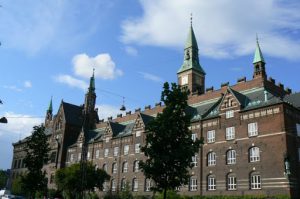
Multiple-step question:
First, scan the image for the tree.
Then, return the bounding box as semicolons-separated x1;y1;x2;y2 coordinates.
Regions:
0;169;8;189
11;176;25;196
21;124;50;198
55;162;110;199
140;82;203;199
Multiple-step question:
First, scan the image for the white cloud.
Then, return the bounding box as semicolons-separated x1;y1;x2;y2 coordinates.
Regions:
0;112;43;137
124;46;138;56
138;72;163;83
24;81;32;88
54;74;88;91
121;0;300;60
3;85;22;92
96;104;123;120
72;53;123;79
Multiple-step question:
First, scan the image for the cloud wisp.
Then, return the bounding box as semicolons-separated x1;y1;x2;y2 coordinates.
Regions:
121;0;300;60
54;74;88;91
138;72;163;83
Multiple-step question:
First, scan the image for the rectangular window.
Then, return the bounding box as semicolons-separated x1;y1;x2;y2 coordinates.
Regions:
296;124;300;136
111;180;116;192
226;110;234;119
136;130;141;137
95;149;100;159
192;155;197;167
145;179;151;192
114;147;119;157
78;153;81;161
208;152;216;166
135;143;140;153
191;133;197;141
250;147;260;162
124;145;129;155
87;152;90;160
104;149;109;157
208;177;216;190
251;175;261;189
189;178;197;191
70;154;74;162
226;127;235;140
227;176;237;190
207;130;215;143
133;179;138;192
248;122;258;137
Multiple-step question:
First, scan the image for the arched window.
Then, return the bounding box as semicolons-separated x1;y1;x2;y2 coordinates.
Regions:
133;160;139;172
250;172;261;190
132;178;138;192
249;147;260;162
102;164;107;172
227;150;236;165
145;178;152;192
207;152;216;166
227;173;237;190
207;175;216;191
121;178;126;191
112;163;117;174
122;161;128;173
111;179;116;192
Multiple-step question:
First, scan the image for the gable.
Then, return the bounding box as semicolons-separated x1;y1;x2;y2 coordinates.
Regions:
219;88;243;111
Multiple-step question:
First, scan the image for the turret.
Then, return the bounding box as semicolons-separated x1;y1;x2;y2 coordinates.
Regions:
253;36;267;79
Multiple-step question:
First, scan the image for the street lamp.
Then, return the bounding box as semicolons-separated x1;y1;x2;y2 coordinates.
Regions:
0;117;7;123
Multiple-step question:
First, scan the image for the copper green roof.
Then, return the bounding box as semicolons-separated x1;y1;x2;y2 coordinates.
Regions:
177;25;205;74
253;38;265;64
47;97;53;112
89;69;95;92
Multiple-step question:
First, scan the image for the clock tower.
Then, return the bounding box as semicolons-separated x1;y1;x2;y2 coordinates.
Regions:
177;21;206;95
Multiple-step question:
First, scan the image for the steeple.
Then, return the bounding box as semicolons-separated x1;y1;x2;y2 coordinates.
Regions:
45;97;53;127
177;17;206;95
253;36;267;79
89;68;95;92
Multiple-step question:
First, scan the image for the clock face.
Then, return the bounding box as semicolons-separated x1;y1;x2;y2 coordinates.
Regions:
181;75;188;85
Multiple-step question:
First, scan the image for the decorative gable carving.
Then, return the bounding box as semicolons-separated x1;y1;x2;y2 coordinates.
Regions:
133;113;145;131
104;122;113;137
219;88;242;111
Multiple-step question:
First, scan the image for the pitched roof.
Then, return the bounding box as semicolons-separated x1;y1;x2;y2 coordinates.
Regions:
284;92;300;109
253;38;265;64
62;102;83;126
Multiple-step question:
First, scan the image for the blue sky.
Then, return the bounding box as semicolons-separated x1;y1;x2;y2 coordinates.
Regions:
0;0;300;170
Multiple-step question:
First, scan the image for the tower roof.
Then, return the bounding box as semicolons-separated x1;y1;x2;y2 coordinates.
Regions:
253;37;265;64
177;24;206;74
47;97;53;113
89;69;95;92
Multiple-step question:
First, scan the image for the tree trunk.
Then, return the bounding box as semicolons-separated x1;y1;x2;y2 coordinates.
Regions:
163;188;167;199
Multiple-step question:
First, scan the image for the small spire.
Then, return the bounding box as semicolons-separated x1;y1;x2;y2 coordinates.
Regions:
89;68;95;92
190;13;193;26
48;96;53;113
253;35;265;64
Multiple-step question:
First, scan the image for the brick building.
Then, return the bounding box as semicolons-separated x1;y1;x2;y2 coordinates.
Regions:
10;24;300;198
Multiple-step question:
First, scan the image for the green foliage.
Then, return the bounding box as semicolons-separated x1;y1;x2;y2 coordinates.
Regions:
140;82;203;198
178;196;291;199
0;169;8;189
55;162;110;198
155;190;182;199
21;124;50;198
11;176;25;196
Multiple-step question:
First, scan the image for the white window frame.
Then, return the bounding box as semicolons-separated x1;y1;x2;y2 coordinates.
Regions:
226;110;234;119
207;130;215;143
192;155;197;167
132;178;138;192
121;178;126;191
104;149;109;157
226;127;235;140
248;122;258;137
145;179;152;192
87;152;90;160
136;130;141;137
78;153;81;161
95;149;100;159
103;181;108;192
135;143;140;153
191;133;197;141
249;147;260;162
227;176;237;190
111;179;116;192
134;160;139;172
124;145;129;155
112;163;117;174
251;174;261;190
208;152;216;166
113;147;119;157
227;150;236;165
189;178;197;191
70;154;74;162
296;123;300;136
208;176;216;191
123;162;128;173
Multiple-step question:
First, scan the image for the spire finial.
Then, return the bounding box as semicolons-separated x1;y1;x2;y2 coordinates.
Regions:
190;13;193;26
93;68;95;77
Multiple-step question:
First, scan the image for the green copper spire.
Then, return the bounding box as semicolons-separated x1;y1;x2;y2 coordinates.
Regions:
177;22;205;74
89;68;95;92
253;36;265;64
47;97;53;113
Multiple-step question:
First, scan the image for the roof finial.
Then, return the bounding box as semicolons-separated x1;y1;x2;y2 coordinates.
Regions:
92;68;95;77
190;13;193;26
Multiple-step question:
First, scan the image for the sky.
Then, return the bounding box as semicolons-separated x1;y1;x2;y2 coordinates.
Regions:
0;0;300;170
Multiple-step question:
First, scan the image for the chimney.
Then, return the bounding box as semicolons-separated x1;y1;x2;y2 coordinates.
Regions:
155;102;162;107
117;114;122;118
145;105;151;110
126;111;131;115
221;82;229;88
269;77;275;84
285;88;292;94
264;90;268;102
206;86;214;92
108;116;112;121
135;108;141;112
237;77;246;83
